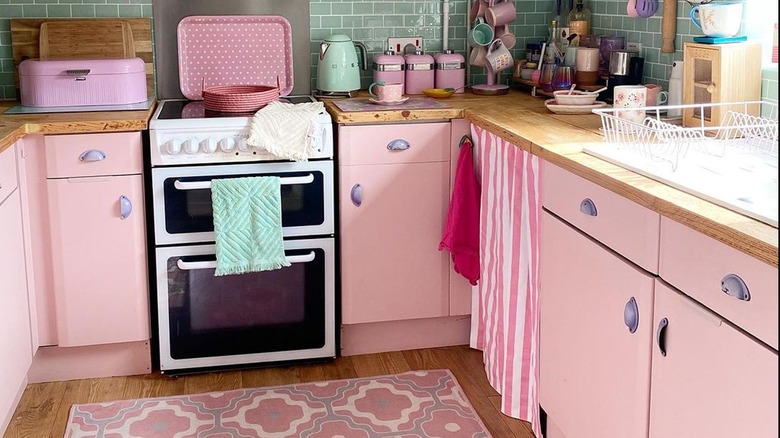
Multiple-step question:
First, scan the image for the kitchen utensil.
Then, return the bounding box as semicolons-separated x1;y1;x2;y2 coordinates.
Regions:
660;0;677;53
368;81;404;102
434;50;466;93
318;34;368;95
178;15;294;100
567;84;577;95
544;98;607;114
627;0;639;17
690;1;743;38
552;65;574;91
599;36;625;75
585;86;608;95
666;60;683;117
39;20;135;60
404;51;435;94
636;0;658;18
485;39;513;73
423;87;464;98
613;85;647;125
373;50;405;89
553;90;599;105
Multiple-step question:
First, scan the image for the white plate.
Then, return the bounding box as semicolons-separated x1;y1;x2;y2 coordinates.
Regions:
369;97;410;105
545;99;608;114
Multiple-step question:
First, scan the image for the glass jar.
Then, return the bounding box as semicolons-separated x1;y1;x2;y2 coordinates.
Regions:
568;0;592;36
526;43;542;63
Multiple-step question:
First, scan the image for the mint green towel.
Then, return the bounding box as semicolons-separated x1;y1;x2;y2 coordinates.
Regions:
211;176;290;276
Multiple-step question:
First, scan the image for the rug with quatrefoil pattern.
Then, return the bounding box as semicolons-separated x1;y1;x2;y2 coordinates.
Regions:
64;369;492;437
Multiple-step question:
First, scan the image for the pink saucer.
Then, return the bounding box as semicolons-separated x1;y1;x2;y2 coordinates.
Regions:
369;97;410;105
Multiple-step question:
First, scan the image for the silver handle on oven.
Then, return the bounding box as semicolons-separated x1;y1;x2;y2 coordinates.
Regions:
176;251;317;270
173;174;315;191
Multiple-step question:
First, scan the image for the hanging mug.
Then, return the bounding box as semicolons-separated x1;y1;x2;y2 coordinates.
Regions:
485;0;516;27
486;39;513;73
468;17;495;47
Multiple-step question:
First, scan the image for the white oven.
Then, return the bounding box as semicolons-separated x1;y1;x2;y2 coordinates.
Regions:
148;95;336;373
151;160;334;245
155;238;335;371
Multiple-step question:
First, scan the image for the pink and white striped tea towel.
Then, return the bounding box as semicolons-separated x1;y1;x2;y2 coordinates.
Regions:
247;101;325;162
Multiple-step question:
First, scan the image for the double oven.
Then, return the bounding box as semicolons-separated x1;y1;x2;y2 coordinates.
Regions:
148;98;336;373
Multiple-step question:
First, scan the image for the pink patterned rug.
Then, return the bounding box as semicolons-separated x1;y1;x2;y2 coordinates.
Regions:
64;369;492;437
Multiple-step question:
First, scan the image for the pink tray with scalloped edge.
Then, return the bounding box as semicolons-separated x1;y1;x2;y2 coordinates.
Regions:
177;15;293;100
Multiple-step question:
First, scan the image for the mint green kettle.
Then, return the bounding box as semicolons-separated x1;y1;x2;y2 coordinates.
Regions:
317;34;367;94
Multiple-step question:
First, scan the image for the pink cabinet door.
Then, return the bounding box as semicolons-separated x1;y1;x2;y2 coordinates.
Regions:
649;281;779;437
339;161;450;324
0;189;33;432
47;175;149;347
540;211;654;438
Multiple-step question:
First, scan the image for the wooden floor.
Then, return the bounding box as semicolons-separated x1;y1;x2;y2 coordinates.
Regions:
4;345;537;438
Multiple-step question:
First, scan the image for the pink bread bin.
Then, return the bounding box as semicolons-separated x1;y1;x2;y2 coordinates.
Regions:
19;57;147;107
434;50;466;93
404;51;434;95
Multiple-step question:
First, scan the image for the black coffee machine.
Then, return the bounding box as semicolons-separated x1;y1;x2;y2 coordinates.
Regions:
604;50;644;103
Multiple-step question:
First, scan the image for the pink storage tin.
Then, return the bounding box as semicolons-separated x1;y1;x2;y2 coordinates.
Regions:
373;50;405;87
404;51;435;95
19;58;147;107
434;50;466;93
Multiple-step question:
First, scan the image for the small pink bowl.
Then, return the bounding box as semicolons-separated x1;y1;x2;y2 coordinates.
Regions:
552;90;599;106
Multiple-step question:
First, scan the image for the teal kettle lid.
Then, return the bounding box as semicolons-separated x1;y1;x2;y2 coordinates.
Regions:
325;34;352;42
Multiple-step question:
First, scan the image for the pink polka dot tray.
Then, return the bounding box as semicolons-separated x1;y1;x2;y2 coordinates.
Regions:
177;15;294;100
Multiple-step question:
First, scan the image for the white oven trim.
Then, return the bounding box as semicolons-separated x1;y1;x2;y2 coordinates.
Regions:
155;238;336;371
151;160;334;245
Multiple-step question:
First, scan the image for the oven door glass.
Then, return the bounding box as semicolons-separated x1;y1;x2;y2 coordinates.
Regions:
152;161;334;245
156;239;335;370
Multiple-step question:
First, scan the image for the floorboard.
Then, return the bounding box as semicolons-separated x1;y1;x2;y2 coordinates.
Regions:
4;346;536;438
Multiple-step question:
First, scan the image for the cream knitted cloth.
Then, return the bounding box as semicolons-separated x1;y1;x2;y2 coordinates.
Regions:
246;101;325;162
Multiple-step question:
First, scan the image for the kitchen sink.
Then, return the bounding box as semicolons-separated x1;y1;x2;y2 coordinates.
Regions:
584;140;778;227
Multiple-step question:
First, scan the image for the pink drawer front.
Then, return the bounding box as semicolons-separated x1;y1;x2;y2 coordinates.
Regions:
659;217;778;350
0;144;18;204
543;162;661;273
44;132;143;178
338;122;450;166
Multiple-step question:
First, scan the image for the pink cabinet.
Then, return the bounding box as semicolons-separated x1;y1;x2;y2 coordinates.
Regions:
0;144;33;434
540;210;654;438
649;280;778;437
339;123;451;324
44;133;149;347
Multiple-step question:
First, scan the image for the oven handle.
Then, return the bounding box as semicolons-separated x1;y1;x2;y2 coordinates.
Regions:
176;251;316;271
173;174;315;191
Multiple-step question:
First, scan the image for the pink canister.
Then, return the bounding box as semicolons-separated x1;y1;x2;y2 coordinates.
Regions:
373;50;405;87
434;50;466;93
403;51;434;95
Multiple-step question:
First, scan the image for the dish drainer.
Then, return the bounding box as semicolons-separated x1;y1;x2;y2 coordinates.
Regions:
588;101;778;227
592;101;778;171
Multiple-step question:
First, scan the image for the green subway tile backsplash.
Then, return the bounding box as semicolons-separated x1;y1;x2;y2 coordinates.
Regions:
0;0;776;102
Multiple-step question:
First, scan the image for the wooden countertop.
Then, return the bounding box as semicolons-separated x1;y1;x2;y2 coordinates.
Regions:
324;91;779;268
1;94;776;267
0;100;156;154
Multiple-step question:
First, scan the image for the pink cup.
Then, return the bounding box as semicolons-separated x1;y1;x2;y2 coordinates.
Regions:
368;81;404;102
644;84;669;107
485;0;516;27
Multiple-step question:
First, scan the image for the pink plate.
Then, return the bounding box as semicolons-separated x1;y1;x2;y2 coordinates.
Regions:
177;15;293;100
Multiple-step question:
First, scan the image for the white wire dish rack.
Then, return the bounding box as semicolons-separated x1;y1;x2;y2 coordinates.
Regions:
585;101;778;227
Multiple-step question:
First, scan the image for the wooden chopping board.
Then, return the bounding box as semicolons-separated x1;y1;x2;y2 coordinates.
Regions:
39;20;135;59
10;18;154;99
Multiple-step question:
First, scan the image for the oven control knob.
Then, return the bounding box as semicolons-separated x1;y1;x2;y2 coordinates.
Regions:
165;139;182;155
219;137;236;152
201;138;218;153
237;138;251;152
183;138;200;155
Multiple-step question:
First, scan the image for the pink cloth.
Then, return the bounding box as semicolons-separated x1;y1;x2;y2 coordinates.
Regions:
439;136;481;286
470;124;543;438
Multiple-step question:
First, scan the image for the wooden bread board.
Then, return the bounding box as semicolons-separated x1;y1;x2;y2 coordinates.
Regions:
39;20;136;60
10;18;154;100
